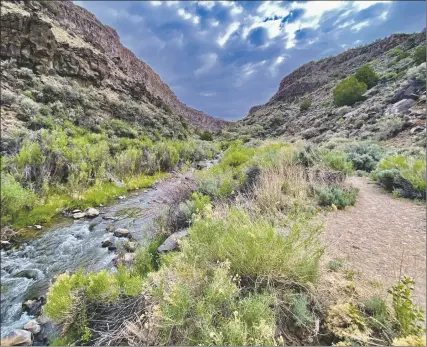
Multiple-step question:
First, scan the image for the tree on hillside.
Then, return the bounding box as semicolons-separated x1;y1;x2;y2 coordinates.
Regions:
355;64;379;89
333;76;367;106
200;130;213;141
413;46;426;65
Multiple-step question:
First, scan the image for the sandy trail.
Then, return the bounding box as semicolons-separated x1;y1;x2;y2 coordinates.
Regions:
320;176;426;309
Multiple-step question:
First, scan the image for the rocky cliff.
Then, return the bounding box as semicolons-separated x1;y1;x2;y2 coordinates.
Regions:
239;32;426;148
0;0;228;133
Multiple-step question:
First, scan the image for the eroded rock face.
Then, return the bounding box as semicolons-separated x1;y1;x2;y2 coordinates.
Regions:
239;31;426;146
0;0;228;131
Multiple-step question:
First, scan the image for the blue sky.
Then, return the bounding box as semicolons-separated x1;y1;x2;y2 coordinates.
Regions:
75;1;426;121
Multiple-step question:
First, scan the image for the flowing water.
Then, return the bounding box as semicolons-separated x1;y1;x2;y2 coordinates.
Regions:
0;168;203;338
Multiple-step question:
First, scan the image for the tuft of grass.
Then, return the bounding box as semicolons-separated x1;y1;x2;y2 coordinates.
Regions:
328;259;345;271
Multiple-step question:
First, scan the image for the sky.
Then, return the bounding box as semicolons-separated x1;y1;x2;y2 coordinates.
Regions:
75;1;426;121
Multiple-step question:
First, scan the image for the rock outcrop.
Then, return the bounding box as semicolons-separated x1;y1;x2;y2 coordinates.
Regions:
239;31;426;147
0;0;228;131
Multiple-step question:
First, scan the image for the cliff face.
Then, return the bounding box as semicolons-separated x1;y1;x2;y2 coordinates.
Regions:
240;31;426;147
0;0;228;130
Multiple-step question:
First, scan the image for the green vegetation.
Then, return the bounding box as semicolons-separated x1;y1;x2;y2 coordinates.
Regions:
41;140;426;346
413;46;426;65
388;276;425;337
333;76;367;106
1;122;220;228
300;97;312;111
333;64;379;106
354;65;379;89
315;186;358;209
373;155;426;200
200;130;214;141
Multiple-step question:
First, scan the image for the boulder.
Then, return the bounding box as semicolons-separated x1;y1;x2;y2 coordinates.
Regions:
0;329;32;346
22;297;46;316
410;126;424;134
24;319;41;335
1;240;12;250
123;252;136;265
125;242;137;252
34;225;42;230
114;228;130;238
101;238;113;248
157;229;189;253
386;99;414;116
85;208;99;217
73;212;86;219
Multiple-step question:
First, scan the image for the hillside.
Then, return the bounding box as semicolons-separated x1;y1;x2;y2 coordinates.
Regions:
236;31;425;148
0;0;228;147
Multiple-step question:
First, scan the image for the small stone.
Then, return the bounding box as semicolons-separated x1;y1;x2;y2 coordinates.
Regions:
72;209;82;213
1;240;11;250
0;329;32;346
85;208;99;217
113;228;130;238
24;319;41;335
101;238;113;248
118;195;126;200
108;245;117;252
410;126;424;134
125;242;137;252
123;252;136;265
34;225;42;230
73;212;86;219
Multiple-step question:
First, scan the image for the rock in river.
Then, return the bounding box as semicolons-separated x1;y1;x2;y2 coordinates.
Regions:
0;329;32;346
24;319;41;335
113;228;130;238
101;238;113;248
73;212;86;219
85;208;100;217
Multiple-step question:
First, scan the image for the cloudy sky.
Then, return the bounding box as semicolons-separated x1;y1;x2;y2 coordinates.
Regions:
75;1;425;121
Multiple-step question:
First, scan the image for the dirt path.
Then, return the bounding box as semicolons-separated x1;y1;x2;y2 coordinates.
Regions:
320;176;426;309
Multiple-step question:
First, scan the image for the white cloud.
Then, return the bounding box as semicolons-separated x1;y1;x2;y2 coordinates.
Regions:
177;7;199;25
351;20;370;32
198;1;215;10
269;55;289;75
166;1;180;7
210;20;220;27
235;60;267;86
217;22;240;47
195;53;218;75
219;1;243;16
257;1;290;18
337;19;355;29
106;8;143;24
200;92;216;97
352;1;390;11
150;1;162;6
178;8;192;20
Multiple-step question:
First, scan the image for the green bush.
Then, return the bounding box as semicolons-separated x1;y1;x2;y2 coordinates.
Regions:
388;276;425;337
355;65;379;89
319;149;354;174
178;192;211;224
374;155;426;199
333;76;367;106
413;46;426;65
200;130;213;141
0;172;36;225
315;186;358;209
300;98;312;111
183;208;322;283
345;143;385;172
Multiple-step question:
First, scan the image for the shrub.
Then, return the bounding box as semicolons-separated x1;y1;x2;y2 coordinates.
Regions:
393;335;426;346
362;296;390;328
319;149;354;174
326;303;369;342
333;76;367;106
178;192;211;224
413;46;426;65
355;65;379;89
0;172;36;225
374;155;426;199
183;208;323;283
291;293;315;327
328;259;345;271
345;143;384;172
1;89;16;106
300;98;312;111
315;186;358;209
200;130;213;141
17;96;40;121
388;276;425;337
